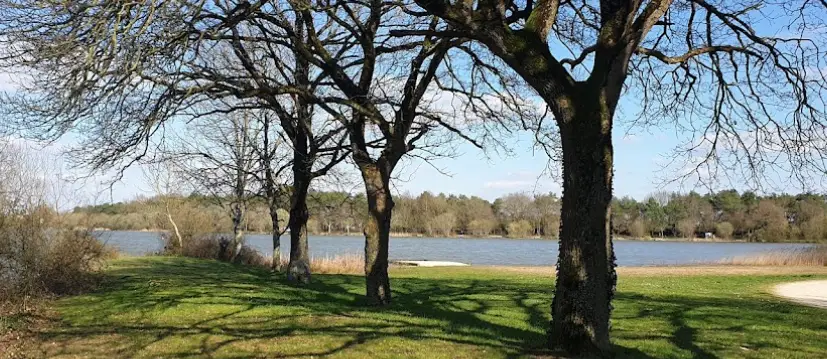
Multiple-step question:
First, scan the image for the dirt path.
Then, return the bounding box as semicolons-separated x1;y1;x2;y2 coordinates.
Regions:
774;280;827;309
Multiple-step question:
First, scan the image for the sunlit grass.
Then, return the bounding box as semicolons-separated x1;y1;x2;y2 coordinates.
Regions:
13;257;827;358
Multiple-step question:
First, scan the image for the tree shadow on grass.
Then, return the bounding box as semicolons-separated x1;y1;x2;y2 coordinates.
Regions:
611;289;827;359
27;258;827;358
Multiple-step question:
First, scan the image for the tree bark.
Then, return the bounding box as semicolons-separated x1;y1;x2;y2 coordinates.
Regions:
361;162;393;306
287;161;311;284
285;20;312;283
549;97;617;356
270;205;282;272
230;203;245;262
166;207;183;249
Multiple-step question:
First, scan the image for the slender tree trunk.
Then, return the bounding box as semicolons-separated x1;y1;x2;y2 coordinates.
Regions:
166;208;183;249
360;163;393;305
230;203;245;262
287;167;311;284
550;99;617;356
270;204;282;272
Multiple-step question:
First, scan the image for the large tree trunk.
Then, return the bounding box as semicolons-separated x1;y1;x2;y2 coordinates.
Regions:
361;163;393;306
549;99;617;356
287;166;311;284
285;23;312;283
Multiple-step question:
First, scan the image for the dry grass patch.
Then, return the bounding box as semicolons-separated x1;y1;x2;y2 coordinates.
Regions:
718;246;827;266
309;254;363;274
486;264;827;277
171;235;364;275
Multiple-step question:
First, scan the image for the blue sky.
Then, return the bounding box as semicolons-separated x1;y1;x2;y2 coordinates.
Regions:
4;80;813;207
389;119;696;202
30;120;690;206
4;6;823;206
2;72;705;205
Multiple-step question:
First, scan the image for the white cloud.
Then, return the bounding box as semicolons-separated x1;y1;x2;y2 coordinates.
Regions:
482;170;561;196
483;179;534;190
621;133;640;143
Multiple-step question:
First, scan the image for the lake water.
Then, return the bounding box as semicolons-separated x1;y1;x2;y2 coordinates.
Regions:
94;231;815;267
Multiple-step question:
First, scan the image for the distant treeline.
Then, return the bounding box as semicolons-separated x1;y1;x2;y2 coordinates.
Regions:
67;189;827;242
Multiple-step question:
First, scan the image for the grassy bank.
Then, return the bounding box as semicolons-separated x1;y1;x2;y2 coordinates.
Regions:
6;257;827;358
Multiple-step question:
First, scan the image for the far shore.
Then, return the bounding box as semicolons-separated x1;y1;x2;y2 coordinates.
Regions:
89;228;824;244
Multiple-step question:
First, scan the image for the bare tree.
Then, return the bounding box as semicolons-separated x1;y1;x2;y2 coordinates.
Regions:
0;1;351;283
0;141;50;216
0;0;525;301
283;0;495;304
174;111;260;261
253;111;293;272
415;0;827;355
142;162;186;249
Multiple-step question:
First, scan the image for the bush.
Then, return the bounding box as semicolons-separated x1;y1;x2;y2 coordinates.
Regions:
468;219;496;236
677;219;697;239
542;216;560;238
431;212;457;237
800;216;827;242
715;222;735;239
1;216;114;300
41;231;115;294
506;220;534;238
164;233;270;269
628;219;647;238
164;233;364;274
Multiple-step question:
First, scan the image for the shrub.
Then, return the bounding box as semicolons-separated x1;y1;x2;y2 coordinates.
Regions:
715;222;735;239
164;233;270;269
628;219;647;238
306;218;321;234
800;216;827;242
431;212;457;237
677;219;697;239
165;233;366;274
1;215;114;300
40;231;115;295
543;216;560;238
468;219;496;236
506;220;534;238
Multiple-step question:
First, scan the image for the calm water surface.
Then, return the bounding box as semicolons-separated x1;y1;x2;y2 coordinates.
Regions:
95;231;813;267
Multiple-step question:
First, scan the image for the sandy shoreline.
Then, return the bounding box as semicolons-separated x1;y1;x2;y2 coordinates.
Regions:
774;280;827;308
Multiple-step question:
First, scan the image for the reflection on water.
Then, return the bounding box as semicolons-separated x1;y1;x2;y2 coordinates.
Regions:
95;231;813;267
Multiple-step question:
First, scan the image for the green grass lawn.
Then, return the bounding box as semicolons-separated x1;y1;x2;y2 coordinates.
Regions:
14;257;827;358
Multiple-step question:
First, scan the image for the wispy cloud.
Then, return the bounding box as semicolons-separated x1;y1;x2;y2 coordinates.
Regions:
483;179;535;190
482;170;561;195
621;134;640;144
